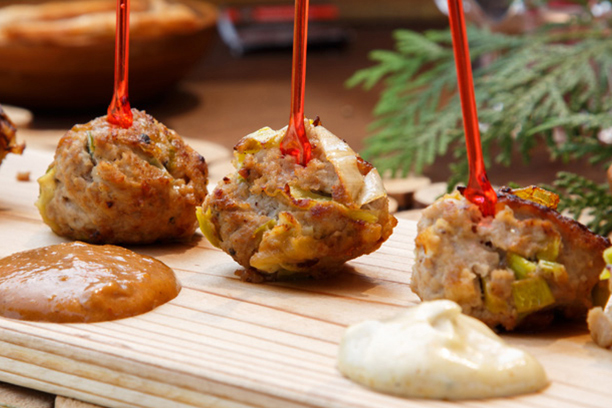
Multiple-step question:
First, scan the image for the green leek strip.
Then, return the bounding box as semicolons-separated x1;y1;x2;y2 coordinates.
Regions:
346;209;379;223
86;131;95;157
512;276;555;314
481;278;508;314
251;219;276;239
238;127;281;154
600;268;611;281
536;236;561;262
538;260;567;282
507;252;536;280
289;185;332;201
196;207;221;248
286;185;378;223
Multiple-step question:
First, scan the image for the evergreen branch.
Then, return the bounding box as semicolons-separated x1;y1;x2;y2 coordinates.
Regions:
548;172;612;236
348;20;612;192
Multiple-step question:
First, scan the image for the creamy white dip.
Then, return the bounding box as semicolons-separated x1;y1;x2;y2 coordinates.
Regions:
337;300;548;400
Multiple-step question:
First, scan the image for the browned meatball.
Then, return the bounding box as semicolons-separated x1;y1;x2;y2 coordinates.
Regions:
198;120;397;281
412;188;609;331
36;109;208;244
0;104;24;166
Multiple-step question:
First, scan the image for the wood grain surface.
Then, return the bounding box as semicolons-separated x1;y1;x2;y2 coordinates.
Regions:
1;143;611;408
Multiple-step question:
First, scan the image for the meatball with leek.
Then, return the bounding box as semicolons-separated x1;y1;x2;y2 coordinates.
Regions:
412;187;609;331
36;109;208;244
198;119;397;281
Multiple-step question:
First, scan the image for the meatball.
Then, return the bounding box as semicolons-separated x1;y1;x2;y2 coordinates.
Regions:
588;247;612;348
412;188;609;331
198;119;397;281
36;109;208;244
0;104;24;166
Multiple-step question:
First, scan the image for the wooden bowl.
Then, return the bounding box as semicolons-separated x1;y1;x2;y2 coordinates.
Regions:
0;0;217;110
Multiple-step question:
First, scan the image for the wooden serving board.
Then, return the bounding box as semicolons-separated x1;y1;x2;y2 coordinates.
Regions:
1;145;612;408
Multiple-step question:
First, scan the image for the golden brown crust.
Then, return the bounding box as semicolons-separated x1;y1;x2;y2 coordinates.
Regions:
0;105;24;166
498;190;610;266
38;109;208;244
203;122;396;281
412;190;609;331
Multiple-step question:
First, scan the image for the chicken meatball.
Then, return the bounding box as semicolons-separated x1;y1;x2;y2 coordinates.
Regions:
412;187;609;331
197;119;397;281
36;109;208;244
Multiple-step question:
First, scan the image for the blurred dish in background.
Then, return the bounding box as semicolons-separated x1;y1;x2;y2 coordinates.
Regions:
0;0;217;110
217;3;349;56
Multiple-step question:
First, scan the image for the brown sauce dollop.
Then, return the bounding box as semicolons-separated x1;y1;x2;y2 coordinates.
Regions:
0;242;180;323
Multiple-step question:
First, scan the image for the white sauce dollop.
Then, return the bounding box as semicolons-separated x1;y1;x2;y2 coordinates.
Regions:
337;300;548;400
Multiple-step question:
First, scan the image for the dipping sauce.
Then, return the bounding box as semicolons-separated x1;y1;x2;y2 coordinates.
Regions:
0;242;180;323
337;300;548;400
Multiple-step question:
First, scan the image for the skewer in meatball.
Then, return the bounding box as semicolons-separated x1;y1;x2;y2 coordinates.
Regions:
412;187;609;331
36;109;208;244
198;118;397;281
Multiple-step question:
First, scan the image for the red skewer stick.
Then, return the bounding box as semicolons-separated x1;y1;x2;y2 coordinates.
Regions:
107;0;133;128
279;0;312;166
447;0;497;217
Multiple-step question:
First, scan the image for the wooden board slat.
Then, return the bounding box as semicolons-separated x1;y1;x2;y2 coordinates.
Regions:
1;147;612;408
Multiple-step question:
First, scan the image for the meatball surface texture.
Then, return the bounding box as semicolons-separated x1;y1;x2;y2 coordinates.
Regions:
0;105;24;166
412;189;609;331
198;119;397;281
36;109;208;244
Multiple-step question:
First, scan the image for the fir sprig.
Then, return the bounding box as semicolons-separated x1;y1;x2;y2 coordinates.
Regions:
549;172;612;236
348;15;612;235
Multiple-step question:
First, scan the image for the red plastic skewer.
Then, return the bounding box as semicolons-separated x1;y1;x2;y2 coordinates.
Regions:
279;0;312;166
107;0;133;128
447;0;497;217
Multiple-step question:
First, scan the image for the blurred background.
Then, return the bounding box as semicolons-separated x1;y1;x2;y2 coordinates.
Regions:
0;0;445;150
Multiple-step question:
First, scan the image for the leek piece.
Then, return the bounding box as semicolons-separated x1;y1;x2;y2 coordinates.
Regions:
289;185;332;201
509;186;559;209
355;167;386;207
196;206;221;248
604;247;612;265
600;268;611;281
507;252;536;280
538;260;568;282
86;131;95;157
35;166;60;232
512;276;555;314
315;125;364;204
482;278;508;314
235;126;281;156
346;209;378;223
251;219;277;239
536;236;561;262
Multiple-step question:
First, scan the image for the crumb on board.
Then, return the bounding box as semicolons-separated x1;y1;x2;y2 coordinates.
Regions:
16;171;30;182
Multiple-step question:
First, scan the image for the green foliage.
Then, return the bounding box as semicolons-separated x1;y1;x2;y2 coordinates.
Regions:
348;15;612;235
548;172;612;236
